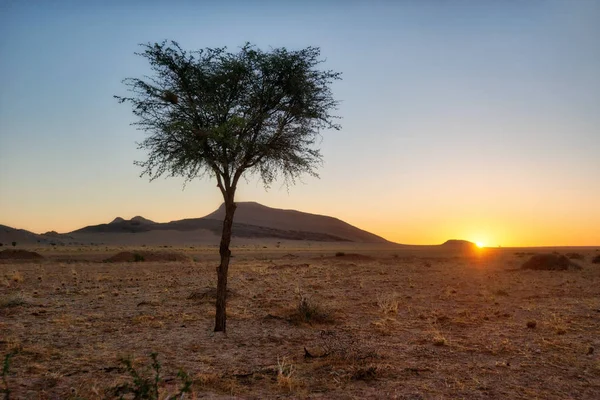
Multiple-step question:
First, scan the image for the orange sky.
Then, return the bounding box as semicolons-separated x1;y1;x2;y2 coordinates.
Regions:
1;1;599;247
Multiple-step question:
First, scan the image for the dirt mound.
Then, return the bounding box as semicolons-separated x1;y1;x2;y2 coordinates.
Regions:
104;251;191;263
521;254;582;271
0;249;44;260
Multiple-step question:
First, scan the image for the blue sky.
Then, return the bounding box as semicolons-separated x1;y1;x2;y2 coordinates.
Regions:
1;0;599;246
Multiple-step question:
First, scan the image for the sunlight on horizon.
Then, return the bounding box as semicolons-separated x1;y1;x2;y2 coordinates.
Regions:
0;1;598;247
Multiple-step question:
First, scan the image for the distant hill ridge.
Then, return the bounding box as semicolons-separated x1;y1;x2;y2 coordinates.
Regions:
71;202;390;243
441;239;476;247
204;202;388;243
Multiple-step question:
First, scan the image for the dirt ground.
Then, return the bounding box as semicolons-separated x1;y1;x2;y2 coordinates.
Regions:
1;245;599;399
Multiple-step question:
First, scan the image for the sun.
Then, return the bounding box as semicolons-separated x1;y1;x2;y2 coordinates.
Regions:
475;241;485;248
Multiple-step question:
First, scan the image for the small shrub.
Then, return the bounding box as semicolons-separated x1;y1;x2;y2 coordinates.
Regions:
0;243;3;247
292;295;332;324
133;253;145;262
111;353;191;399
10;242;16;247
276;356;296;391
549;316;567;335
526;320;537;329
592;255;600;264
335;252;345;257
2;351;18;400
376;293;399;314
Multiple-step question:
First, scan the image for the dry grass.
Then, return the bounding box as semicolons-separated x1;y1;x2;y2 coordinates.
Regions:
376;292;399;314
276;356;297;391
0;245;599;398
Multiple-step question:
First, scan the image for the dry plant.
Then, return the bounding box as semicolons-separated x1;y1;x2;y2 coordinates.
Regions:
430;324;448;346
276;356;297;391
291;292;333;324
548;312;567;335
376;292;399;314
370;317;398;336
9;272;23;283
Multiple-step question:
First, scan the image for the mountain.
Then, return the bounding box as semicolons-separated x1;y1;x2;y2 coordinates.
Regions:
131;216;156;225
203;202;389;243
0;225;41;245
70;202;390;243
75;216;157;234
0;225;74;246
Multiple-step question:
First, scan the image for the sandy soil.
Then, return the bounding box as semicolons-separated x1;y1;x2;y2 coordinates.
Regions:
1;245;599;399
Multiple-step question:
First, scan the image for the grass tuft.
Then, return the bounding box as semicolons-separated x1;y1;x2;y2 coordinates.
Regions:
292;295;333;324
276;356;296;391
377;292;399;314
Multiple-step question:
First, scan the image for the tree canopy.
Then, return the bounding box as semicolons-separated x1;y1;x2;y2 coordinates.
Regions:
116;41;341;195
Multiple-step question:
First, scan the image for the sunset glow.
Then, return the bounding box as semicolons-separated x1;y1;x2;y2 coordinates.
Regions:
0;2;599;247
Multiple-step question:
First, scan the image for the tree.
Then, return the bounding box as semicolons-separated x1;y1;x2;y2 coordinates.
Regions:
116;41;341;332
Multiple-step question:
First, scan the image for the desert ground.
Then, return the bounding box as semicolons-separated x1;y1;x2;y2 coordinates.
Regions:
1;243;599;399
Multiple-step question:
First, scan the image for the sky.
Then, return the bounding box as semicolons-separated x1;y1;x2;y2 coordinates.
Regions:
1;0;599;247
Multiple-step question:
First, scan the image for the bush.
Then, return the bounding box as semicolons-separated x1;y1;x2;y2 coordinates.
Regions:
2;351;18;400
133;253;145;262
335;252;345;257
111;353;191;399
10;242;16;247
376;293;399;314
292;295;333;324
592;255;600;264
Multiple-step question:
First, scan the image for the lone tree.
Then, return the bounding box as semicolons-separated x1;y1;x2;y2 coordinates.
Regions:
116;41;341;332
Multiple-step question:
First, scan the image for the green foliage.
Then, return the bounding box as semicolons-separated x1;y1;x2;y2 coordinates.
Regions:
10;242;15;247
133;253;145;262
115;41;341;192
1;351;17;400
111;353;192;399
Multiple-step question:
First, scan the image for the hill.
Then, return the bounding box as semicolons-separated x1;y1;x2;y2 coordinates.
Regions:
441;239;477;248
70;202;390;244
203;202;389;243
0;225;74;246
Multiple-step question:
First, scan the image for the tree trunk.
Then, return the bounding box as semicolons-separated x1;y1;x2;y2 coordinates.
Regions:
214;195;237;332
